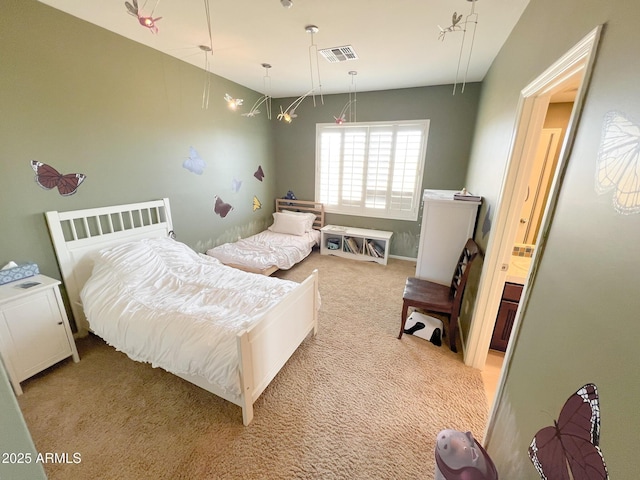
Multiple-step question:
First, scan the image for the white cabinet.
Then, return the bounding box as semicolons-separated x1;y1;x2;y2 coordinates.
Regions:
415;190;481;285
320;225;393;265
0;275;79;395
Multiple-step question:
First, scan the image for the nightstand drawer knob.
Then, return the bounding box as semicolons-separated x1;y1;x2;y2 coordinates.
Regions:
57;321;63;325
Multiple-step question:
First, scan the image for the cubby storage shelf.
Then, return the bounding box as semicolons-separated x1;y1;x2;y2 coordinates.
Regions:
320;225;393;265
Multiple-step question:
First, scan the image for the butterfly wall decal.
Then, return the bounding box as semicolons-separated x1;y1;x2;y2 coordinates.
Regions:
30;160;86;196
528;383;608;480
254;165;265;182
182;146;206;175
595;111;640;214
253;196;262;211
231;178;242;193
213;196;233;218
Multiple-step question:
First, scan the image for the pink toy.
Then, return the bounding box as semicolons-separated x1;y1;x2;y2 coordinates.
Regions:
435;429;498;480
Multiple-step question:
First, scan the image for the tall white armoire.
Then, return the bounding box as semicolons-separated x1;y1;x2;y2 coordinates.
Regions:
415;190;481;285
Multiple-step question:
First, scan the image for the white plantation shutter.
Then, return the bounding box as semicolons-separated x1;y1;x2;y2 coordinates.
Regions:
342;129;366;206
316;120;429;220
318;131;342;205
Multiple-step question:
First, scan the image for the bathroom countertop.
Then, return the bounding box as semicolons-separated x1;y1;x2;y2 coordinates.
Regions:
506;255;531;285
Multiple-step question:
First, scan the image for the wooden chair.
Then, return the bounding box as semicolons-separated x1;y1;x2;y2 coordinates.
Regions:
398;239;480;352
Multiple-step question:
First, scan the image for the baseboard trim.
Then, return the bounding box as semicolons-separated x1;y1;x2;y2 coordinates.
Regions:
389;254;417;263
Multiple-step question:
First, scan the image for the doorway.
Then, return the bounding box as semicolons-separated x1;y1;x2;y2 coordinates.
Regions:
481;103;574;404
463;26;603;409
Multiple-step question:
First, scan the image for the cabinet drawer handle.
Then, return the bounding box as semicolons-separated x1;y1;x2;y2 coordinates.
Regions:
57;321;63;325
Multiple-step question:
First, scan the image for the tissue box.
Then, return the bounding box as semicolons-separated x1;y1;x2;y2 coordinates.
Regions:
0;263;40;285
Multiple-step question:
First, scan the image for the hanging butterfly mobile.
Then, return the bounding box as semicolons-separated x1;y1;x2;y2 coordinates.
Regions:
529;383;609;480
277;105;297;123
242;95;271;118
242;64;273;119
438;12;463;41
30;160;86;196
224;94;244;111
125;0;162;34
333;100;354;125
333;71;357;124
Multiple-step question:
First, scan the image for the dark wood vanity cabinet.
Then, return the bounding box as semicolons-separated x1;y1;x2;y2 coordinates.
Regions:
490;282;523;352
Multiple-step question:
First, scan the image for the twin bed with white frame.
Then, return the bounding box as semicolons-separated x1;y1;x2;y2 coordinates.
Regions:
206;198;325;276
45;198;319;426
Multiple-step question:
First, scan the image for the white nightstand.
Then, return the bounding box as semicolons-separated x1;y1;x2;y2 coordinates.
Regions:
0;275;79;395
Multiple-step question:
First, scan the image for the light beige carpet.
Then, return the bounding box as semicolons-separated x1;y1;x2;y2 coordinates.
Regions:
17;252;488;479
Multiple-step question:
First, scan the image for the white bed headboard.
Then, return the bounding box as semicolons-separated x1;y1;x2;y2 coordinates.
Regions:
45;198;173;336
275;199;325;230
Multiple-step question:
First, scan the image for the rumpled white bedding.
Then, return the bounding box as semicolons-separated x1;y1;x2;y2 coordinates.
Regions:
205;229;320;271
80;237;301;398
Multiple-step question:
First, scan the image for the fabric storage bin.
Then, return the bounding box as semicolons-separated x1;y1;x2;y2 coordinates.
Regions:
0;263;39;285
327;238;340;250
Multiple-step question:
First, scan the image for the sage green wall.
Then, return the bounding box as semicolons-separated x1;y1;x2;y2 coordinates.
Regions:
465;0;639;478
272;84;481;258
0;0;275;290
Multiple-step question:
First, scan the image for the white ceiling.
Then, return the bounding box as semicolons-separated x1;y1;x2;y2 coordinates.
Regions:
39;0;530;98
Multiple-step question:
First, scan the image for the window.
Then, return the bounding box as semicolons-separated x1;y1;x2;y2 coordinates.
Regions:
315;120;429;221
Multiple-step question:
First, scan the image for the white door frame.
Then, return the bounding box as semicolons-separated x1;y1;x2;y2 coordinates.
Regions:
464;26;602;385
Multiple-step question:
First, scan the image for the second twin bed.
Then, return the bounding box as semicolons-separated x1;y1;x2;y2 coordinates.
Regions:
205;199;324;275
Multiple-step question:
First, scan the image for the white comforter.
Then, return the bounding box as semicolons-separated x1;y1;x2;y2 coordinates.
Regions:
80;237;300;397
205;229;320;271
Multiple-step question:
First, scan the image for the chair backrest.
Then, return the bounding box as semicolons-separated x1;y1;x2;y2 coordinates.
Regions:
449;238;480;320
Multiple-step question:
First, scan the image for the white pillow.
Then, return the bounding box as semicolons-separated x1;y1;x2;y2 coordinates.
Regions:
281;210;316;231
268;212;307;236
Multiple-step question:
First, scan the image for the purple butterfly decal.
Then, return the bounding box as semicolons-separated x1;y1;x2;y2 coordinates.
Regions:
182;147;206;175
213;196;233;218
30;160;86;196
529;383;608;480
254;165;265;182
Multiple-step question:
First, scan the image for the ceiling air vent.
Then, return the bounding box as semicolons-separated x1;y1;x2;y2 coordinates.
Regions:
319;45;359;63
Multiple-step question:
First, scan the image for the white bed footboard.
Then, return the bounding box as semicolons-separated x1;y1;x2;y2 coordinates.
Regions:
163;269;319;426
237;269;319;425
